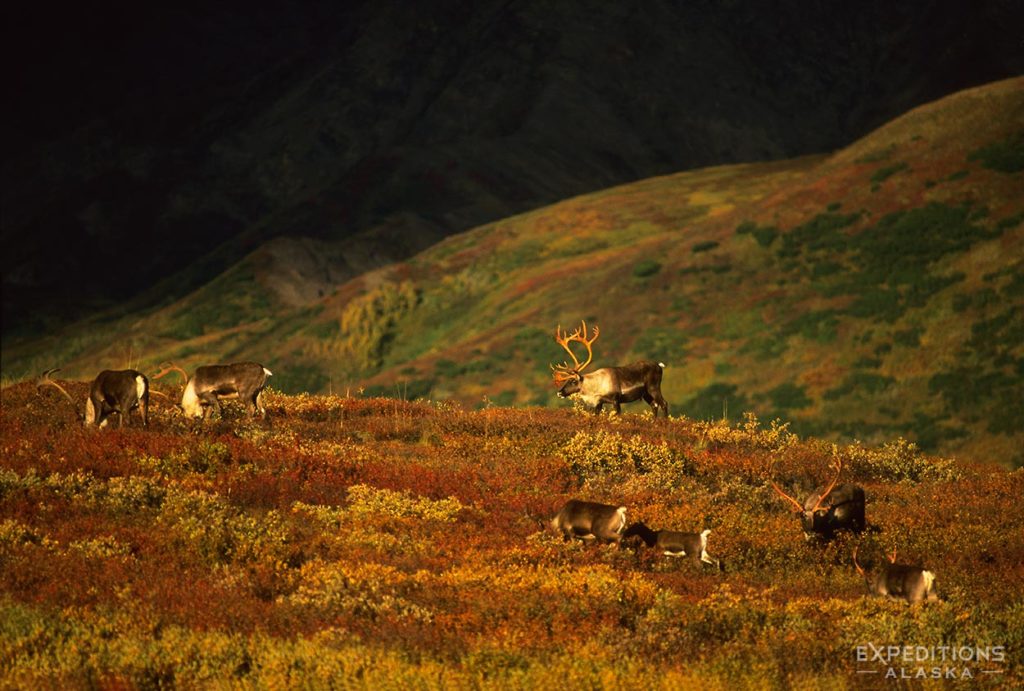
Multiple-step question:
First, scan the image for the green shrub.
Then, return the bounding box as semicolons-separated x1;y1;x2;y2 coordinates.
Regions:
560;430;692;487
633;260;662;278
843;438;961;482
968;131;1024;173
736;220;778;247
692;241;719;253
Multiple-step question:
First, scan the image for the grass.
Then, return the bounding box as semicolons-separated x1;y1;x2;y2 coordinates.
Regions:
2;384;1022;687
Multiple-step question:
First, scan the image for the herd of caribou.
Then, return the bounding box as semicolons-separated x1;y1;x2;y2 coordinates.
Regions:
35;321;938;603
39;361;273;427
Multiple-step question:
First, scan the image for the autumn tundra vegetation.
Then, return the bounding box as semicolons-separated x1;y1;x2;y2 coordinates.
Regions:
2;375;1022;687
1;78;1021;687
6;78;1021;469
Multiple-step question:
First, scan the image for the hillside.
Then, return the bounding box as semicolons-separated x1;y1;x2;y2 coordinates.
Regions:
5;2;1023;335
1;385;1022;686
2;78;1022;465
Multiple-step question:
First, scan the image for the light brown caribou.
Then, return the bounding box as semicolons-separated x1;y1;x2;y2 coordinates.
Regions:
550;499;628;546
853;547;939;604
623;522;723;571
551;321;668;417
152;361;272;419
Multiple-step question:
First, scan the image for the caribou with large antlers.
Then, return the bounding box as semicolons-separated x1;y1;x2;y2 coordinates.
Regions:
769;458;866;541
551;321;668;417
853;547;938;603
38;368;149;428
153;361;272;419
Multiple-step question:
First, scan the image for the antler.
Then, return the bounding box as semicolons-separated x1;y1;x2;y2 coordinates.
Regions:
37;368;75;405
152;361;190;384
809;457;843;513
551;320;599;384
768;459;805;513
889;548;897;564
852;547;866;578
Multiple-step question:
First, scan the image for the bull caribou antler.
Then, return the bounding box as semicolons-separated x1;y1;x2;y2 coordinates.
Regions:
38;368;86;422
768;459;805;513
37;368;76;405
808;458;843;513
852;546;866;578
551;320;599;385
852;546;898;578
152;361;190;384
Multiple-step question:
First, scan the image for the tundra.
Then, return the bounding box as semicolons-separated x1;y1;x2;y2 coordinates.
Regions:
551;321;668;417
770;458;866;541
39;368;149;428
623;521;723;570
854;547;939;603
550;499;628;546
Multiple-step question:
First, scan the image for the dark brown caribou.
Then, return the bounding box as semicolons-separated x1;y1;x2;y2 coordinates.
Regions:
770;458;866;541
153;361;272;419
550;499;628;546
551;321;668;417
38;368;149;428
854;547;939;603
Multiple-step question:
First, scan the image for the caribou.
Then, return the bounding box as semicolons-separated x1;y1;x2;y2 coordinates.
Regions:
550;499;628;546
551;321;669;417
153;361;272;419
623;522;723;571
769;458;866;541
38;368;149;428
853;547;938;603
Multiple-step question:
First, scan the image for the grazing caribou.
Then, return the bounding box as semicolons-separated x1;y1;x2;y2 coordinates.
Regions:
854;547;938;604
770;458;866;541
623;522;723;571
550;499;628;546
38;368;149;428
153;361;272;419
551;321;668;417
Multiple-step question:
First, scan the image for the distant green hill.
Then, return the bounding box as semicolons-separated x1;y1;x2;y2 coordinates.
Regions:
4;78;1022;465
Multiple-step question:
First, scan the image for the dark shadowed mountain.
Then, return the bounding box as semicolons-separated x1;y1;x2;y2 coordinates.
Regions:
3;0;1022;337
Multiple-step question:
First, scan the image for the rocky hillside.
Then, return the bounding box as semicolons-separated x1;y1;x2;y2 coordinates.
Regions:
4;1;1023;336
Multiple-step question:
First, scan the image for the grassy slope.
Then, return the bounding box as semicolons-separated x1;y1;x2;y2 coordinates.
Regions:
2;78;1022;465
1;386;1021;686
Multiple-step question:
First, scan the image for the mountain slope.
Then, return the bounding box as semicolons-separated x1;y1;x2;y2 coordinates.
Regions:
4;78;1022;464
4;1;1023;337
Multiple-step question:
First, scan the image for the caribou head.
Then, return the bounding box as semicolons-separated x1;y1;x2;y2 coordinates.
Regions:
769;458;866;541
551;321;668;417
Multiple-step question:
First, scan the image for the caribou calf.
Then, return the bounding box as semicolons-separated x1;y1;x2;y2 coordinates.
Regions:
155;361;272;419
39;368;149;428
854;548;938;604
770;458;866;541
550;499;628;546
552;321;669;417
623;522;723;570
